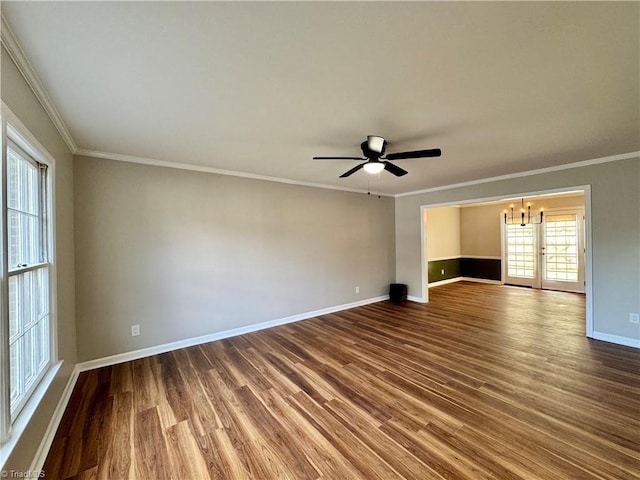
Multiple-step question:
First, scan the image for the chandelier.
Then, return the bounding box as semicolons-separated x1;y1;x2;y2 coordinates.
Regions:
504;198;543;226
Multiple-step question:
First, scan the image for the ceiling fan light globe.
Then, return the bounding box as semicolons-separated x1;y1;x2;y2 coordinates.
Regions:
367;135;385;154
363;162;385;174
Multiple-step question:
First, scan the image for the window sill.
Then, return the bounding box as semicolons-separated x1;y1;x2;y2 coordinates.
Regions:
0;360;62;471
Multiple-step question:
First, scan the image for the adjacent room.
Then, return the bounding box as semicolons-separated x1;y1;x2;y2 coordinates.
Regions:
0;2;638;479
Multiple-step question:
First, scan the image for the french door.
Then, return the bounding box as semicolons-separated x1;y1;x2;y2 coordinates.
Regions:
504;209;585;293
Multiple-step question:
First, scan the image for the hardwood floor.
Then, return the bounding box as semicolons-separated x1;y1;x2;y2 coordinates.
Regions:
43;282;640;479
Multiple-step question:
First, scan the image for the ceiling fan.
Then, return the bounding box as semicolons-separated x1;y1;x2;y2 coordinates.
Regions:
313;135;441;178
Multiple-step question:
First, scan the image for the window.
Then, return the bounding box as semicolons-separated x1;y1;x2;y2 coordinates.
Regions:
0;114;55;448
543;213;579;282
503;208;584;292
506;223;535;278
7;142;51;418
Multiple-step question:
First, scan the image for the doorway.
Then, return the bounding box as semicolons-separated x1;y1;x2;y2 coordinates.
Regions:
419;186;592;338
503;208;585;293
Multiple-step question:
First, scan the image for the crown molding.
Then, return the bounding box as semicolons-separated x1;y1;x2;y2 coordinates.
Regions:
2;12;636;198
395;151;640;198
74;148;393;197
1;14;78;153
76;148;639;199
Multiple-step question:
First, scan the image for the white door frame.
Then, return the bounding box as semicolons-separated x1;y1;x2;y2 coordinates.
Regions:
502;221;539;288
419;185;593;338
540;207;585;293
501;207;586;293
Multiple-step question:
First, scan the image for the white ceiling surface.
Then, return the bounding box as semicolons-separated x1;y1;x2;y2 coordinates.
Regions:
2;2;639;195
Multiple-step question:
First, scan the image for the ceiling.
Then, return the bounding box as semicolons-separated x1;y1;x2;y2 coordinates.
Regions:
1;2;638;195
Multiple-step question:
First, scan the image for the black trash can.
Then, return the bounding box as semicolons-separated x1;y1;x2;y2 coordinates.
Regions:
389;283;407;303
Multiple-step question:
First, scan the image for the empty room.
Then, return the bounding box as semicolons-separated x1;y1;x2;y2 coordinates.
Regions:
0;2;638;479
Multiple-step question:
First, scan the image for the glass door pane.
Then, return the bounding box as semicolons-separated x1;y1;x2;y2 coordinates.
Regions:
503;209;585;293
541;211;584;293
504;223;538;287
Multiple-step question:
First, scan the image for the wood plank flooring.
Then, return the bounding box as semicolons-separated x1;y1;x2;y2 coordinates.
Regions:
43;282;640;479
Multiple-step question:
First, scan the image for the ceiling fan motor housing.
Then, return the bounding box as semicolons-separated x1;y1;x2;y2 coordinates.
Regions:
361;140;386;159
366;135;387;155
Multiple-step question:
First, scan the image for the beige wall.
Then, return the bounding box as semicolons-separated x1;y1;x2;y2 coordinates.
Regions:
425;206;460;260
74;157;396;361
460;204;502;258
396;158;640;342
460;194;585;258
516;193;585;211
1;46;76;470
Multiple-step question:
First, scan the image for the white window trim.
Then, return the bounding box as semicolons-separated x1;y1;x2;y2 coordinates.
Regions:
0;361;61;469
0;103;59;469
7;140;52;419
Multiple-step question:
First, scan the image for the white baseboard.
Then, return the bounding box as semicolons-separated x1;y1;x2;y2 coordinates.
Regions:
77;295;389;372
407;295;427;303
460;277;503;285
591;331;640;349
29;364;80;473
413;276;503;301
428;276;503;289
428;277;461;288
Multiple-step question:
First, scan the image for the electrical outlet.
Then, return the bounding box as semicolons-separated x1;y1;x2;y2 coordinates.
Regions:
630;313;640;324
131;324;140;336
441;269;445;275
355;286;360;294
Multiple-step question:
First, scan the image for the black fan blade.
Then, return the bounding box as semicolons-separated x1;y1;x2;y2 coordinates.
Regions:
385;148;441;160
383;161;408;177
313;156;364;160
339;163;365;178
